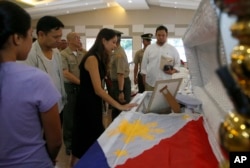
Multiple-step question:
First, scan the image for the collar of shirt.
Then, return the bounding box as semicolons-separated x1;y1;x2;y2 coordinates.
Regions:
72;51;77;56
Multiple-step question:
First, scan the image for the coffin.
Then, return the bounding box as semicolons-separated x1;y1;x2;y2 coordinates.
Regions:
182;0;239;164
73;0;236;167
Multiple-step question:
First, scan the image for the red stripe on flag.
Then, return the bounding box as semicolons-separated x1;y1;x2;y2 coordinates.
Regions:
116;117;218;168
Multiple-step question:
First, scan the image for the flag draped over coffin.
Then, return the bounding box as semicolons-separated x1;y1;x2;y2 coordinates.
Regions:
75;112;219;168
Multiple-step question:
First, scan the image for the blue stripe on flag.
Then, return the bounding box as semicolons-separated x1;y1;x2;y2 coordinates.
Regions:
74;141;109;168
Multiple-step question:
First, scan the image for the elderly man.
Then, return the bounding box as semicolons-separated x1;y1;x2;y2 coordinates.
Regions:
61;32;87;155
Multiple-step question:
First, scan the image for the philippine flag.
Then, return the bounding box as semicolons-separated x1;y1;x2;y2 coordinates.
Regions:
74;112;219;168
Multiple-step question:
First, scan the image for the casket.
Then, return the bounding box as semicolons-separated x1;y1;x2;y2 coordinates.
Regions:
74;0;236;167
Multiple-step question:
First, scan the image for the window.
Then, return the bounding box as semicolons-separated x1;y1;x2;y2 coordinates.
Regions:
86;38;95;51
168;38;186;62
86;37;185;63
120;38;133;63
86;37;133;63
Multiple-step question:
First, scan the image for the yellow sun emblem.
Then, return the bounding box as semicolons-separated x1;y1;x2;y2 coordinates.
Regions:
114;149;128;157
182;114;190;120
108;119;165;144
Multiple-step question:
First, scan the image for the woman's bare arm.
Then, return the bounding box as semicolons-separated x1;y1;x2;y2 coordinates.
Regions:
40;104;62;163
85;56;137;111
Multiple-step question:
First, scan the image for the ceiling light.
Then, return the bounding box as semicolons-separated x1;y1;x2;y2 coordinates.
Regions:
128;0;132;3
18;0;52;6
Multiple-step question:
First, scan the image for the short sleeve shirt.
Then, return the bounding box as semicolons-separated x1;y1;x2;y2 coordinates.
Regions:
0;62;60;167
61;47;85;82
110;46;130;80
133;49;144;72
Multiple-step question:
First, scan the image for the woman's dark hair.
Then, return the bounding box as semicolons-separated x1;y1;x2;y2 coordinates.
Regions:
82;28;117;72
36;16;64;35
0;1;31;49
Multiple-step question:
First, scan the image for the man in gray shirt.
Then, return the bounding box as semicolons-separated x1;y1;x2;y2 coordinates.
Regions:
22;16;67;119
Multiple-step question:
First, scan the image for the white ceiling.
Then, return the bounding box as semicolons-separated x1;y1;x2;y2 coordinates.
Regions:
14;0;202;19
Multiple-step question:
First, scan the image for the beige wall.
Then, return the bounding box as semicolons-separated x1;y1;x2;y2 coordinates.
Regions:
31;5;195;51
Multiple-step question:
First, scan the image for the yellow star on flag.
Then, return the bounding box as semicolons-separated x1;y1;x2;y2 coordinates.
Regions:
108;119;165;144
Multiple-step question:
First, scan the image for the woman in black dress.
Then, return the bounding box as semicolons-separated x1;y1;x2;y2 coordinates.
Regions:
71;28;137;166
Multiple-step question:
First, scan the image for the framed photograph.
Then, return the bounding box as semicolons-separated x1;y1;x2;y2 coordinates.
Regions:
135;91;152;113
145;78;182;114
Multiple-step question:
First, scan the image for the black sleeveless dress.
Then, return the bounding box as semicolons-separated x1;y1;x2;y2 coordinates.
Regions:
72;54;106;158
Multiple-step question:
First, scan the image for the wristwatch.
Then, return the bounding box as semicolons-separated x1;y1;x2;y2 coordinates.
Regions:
119;90;123;93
